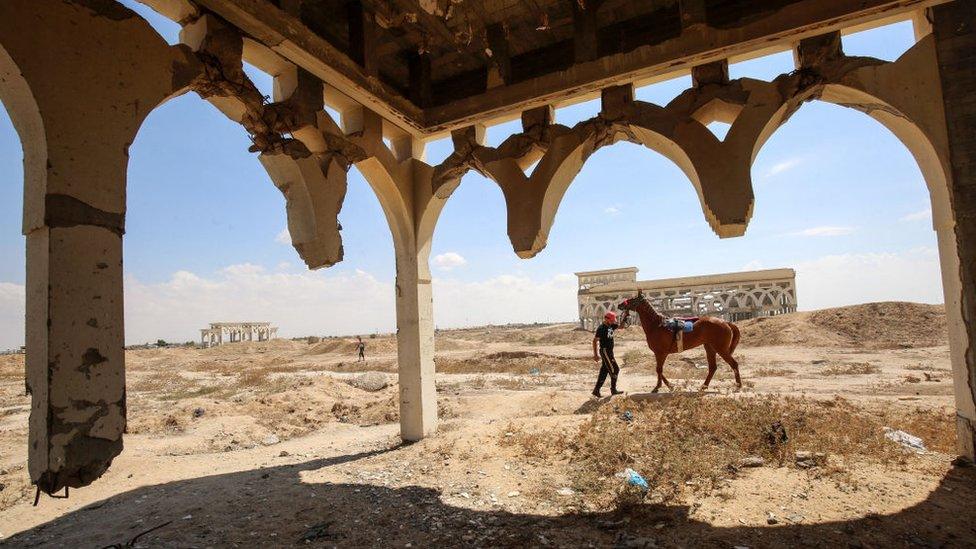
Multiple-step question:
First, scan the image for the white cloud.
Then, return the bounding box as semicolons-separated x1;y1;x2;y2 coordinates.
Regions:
275;228;291;244
900;208;932;223
432;252;467;271
123;266;395;345
761;157;803;179
795;248;944;310
0;248;948;350
0;282;26;351
432;273;578;328
788;226;856;237
603;205;621;216
741;260;764;271
0;266;582;349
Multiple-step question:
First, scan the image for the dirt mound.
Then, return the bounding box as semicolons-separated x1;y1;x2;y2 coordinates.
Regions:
307;339;352;355
437;351;590;374
738;302;946;349
306;337;398;356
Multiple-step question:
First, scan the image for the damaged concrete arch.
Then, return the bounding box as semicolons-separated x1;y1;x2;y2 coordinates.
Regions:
6;0;976;496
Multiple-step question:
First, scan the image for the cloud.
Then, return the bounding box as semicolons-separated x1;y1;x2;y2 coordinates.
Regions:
432;252;467;271
432;273;578;328
788;226;856;237
761;157;803;179
0;248;947;350
275;228;291;244
900;208;932;223
795;248;944;310
0;265;584;350
741;260;764;271
0;282;25;351
603;205;621;216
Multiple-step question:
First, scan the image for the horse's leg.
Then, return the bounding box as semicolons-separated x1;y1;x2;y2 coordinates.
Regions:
701;344;718;391
718;348;742;389
652;352;667;393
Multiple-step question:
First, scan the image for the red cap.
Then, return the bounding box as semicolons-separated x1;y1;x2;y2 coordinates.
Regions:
604;311;617;322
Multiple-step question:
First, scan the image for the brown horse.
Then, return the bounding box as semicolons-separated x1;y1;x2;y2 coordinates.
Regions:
618;291;742;392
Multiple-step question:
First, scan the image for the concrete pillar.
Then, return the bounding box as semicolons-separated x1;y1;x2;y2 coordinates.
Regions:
395;243;437;441
933;0;976;461
0;0;200;493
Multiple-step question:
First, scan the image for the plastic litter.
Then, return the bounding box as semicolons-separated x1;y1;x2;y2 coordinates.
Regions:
529;368;541;376
883;427;926;453
621;468;649;491
620;411;634;422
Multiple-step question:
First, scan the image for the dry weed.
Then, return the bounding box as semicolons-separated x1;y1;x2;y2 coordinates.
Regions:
905;364;949;372
754;368;796;377
821;363;880;376
502;395;953;508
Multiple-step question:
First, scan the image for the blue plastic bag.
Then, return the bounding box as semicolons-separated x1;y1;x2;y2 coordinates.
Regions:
624;468;649;491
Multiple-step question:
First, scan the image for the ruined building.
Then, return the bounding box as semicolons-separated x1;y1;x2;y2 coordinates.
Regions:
1;0;974;495
577;267;797;329
200;322;279;347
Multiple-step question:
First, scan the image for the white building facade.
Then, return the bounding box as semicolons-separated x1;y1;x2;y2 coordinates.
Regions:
576;267;797;330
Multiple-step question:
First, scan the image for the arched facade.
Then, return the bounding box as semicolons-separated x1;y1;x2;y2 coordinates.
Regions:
577;268;798;330
2;0;975;494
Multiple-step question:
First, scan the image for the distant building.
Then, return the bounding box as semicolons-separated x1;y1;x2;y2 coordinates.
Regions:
575;267;797;330
200;322;278;347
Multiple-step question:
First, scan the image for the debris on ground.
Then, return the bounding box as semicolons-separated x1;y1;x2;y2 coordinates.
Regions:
300;522;335;542
795;451;826;469
348;371;389;392
529;368;541;376
620;411;634;423
192;408;205;418
613;531;658;548
620;468;649;491
262;434;280;446
883;427;926;453
556;487;575;497
738;456;765;468
764;420;789;447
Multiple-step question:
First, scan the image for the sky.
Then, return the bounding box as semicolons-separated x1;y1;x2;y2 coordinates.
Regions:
0;9;946;349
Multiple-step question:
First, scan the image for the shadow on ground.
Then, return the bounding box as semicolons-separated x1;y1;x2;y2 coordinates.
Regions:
7;448;976;548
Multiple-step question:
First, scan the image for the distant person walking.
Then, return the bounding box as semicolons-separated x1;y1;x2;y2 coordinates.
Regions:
592;311;625;398
356;336;366;362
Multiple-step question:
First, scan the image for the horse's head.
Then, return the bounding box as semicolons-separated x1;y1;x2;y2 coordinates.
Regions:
618;290;647;312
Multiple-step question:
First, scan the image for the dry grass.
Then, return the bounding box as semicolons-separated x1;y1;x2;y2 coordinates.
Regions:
905;364;950;372
501;395;954;508
754;367;796;377
820;363;881;376
435;352;590;375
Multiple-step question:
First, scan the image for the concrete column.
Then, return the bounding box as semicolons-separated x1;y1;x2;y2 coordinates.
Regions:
26;224;125;492
0;0;201;493
395;243;436;441
933;0;976;461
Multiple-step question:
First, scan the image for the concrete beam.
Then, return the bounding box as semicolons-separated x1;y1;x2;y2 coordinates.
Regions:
190;0;424;135
426;0;949;133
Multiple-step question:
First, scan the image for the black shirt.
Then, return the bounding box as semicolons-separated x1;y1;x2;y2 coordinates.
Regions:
595;323;618;350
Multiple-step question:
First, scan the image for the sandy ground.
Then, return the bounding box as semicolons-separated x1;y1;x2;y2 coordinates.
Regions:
0;302;973;548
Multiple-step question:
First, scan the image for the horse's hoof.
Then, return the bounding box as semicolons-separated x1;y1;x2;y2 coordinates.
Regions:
651;388;659;394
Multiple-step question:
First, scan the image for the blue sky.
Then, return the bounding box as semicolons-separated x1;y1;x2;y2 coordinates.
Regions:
0;10;944;348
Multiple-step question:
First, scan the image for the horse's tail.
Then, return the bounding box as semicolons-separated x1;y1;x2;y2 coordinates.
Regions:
729;322;741;354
